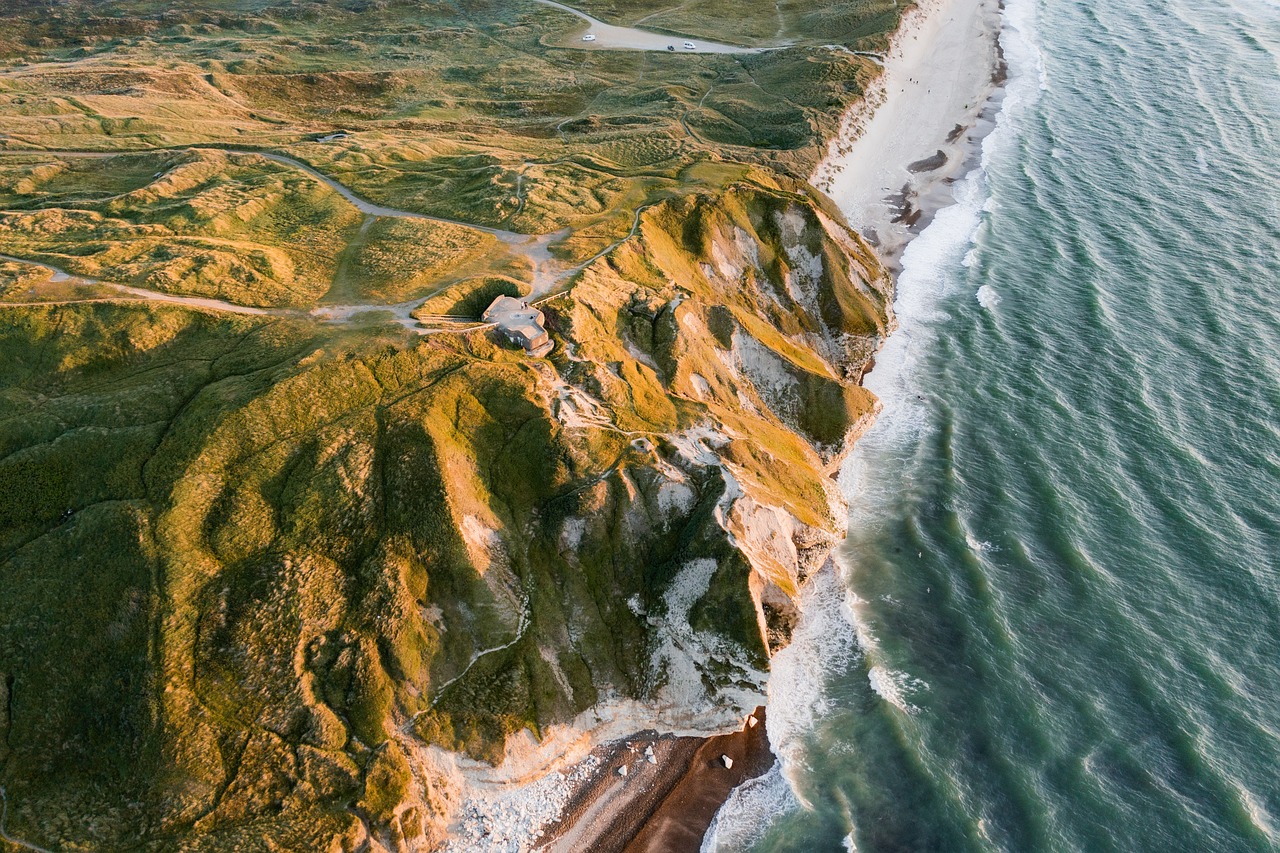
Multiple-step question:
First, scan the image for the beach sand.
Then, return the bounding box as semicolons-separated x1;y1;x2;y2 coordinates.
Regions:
815;0;1004;265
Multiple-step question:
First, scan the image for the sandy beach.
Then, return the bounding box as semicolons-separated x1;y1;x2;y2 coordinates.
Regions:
815;0;1004;264
538;709;773;853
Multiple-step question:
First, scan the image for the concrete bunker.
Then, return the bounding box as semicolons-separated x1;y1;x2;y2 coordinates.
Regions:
482;295;553;357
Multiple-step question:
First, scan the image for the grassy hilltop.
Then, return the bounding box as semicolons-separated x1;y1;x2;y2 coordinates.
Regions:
0;0;896;305
0;0;904;849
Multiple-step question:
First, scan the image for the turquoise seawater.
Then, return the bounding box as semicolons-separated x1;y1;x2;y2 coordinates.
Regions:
710;0;1280;849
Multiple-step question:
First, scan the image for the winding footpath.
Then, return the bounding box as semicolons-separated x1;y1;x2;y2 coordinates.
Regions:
0;148;655;333
252;152;569;297
0;787;57;853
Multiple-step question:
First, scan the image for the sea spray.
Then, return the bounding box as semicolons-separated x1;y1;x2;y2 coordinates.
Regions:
699;563;859;852
761;565;862;792
734;0;1280;845
705;0;1049;847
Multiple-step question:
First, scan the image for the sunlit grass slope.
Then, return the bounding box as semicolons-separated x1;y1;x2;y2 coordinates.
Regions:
0;0;905;847
0;0;891;305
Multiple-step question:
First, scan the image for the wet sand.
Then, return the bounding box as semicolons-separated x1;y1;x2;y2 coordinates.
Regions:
536;708;773;853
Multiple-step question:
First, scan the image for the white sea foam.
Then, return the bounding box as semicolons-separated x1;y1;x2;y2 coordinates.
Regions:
694;561;864;840
764;563;862;766
841;0;1044;733
977;284;1001;309
699;764;800;853
837;173;989;522
709;0;1048;847
1233;782;1279;842
965;532;999;553
867;665;927;714
849;0;1045;455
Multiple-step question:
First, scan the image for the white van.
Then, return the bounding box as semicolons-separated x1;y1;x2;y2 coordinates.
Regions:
683;41;697;50
582;33;597;41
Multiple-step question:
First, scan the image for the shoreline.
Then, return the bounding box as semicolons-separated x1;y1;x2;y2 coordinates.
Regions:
537;709;773;852
814;0;1005;271
431;0;1006;848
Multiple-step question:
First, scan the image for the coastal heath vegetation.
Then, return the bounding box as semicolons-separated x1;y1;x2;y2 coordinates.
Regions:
0;0;905;848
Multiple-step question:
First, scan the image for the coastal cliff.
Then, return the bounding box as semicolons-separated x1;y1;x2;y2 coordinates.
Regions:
0;177;891;851
0;0;914;849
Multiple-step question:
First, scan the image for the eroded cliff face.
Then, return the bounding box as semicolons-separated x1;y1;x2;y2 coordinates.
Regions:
557;180;891;658
0;177;890;851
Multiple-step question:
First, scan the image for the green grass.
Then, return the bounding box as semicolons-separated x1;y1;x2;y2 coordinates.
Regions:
0;0;903;847
412;275;529;319
0;259;54;299
0;182;893;849
0;0;898;309
0;149;365;306
333;216;503;304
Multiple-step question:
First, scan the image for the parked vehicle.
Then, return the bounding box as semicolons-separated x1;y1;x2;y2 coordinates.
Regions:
582;33;597;41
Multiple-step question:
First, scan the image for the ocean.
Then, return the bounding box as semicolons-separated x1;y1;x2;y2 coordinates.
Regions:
707;0;1280;849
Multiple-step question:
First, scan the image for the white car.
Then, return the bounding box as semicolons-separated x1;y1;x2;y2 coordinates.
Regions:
683;41;697;50
582;33;597;41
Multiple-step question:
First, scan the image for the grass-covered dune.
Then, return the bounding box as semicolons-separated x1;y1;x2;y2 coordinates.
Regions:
0;0;905;848
0;178;891;850
0;0;890;307
0;149;364;306
0;150;512;308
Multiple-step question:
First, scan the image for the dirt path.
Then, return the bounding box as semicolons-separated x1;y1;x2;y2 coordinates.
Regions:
530;0;763;53
248;152;571;294
0;253;274;316
0;148;569;292
0;787;57;853
0;147;655;330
